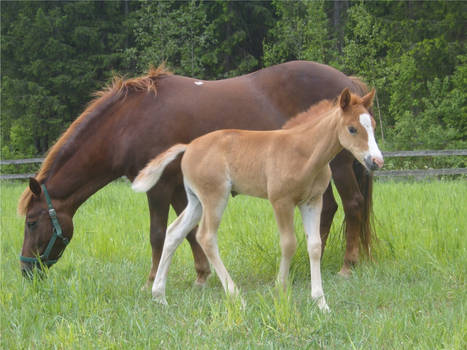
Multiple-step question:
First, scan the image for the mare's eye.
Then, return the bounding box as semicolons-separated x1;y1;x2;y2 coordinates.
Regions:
348;126;357;134
27;221;38;230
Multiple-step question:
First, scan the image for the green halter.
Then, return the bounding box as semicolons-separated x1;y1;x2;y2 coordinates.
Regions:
19;184;69;268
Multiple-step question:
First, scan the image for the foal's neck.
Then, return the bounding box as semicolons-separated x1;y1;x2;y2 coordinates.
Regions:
293;108;343;170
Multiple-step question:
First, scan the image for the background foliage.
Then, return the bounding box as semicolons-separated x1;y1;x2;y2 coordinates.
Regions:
1;0;466;159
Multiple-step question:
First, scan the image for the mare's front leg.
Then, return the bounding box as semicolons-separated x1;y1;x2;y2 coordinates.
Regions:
271;199;297;290
320;184;338;256
152;189;203;303
330;151;366;277
300;196;330;312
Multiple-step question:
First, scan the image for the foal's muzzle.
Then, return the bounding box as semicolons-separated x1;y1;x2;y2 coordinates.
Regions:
364;155;384;171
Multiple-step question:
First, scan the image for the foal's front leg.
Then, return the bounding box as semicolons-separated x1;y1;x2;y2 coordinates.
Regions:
271;200;297;290
300;197;330;312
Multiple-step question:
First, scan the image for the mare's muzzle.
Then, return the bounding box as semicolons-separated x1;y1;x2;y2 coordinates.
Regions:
20;184;69;277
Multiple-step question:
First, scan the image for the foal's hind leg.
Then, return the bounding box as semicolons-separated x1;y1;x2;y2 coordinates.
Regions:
300;197;330;312
152;190;203;303
171;184;211;286
196;196;239;297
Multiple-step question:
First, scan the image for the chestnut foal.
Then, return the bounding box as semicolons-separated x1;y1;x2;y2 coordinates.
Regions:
132;88;383;311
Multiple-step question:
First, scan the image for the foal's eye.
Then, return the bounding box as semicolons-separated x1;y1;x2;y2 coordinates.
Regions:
348;126;357;135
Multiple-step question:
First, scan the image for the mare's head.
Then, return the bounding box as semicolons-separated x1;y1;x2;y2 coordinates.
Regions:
336;88;384;171
18;178;74;277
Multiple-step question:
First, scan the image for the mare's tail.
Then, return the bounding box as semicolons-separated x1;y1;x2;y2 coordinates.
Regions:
132;144;187;192
349;75;375;256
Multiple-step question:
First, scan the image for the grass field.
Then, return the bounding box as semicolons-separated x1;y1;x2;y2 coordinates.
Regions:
1;180;466;349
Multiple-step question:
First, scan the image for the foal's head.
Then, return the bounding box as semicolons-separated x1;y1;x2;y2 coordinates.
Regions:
337;88;384;171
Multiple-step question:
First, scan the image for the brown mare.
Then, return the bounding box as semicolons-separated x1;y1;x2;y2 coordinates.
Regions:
132;88;383;310
18;61;373;284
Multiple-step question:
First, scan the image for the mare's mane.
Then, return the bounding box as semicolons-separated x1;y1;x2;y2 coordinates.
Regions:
283;76;369;130
18;64;172;215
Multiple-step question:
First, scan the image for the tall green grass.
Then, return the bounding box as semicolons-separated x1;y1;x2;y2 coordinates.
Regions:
1;180;466;349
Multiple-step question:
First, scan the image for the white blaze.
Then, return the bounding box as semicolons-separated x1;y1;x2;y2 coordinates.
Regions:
359;113;383;160
194;81;204;86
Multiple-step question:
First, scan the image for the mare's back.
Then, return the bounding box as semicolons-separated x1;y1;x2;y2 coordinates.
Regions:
114;61;361;175
136;61;358;134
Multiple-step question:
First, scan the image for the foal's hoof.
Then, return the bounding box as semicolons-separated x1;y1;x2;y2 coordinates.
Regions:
152;288;168;305
152;295;168;306
320;303;331;313
315;297;330;313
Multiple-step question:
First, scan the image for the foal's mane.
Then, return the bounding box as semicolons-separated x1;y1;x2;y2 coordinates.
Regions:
18;64;172;215
282;99;335;129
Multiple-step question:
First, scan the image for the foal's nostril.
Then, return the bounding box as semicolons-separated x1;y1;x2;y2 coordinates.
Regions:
372;157;384;169
364;155;383;171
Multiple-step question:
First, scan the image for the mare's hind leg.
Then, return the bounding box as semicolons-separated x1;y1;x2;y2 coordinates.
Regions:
271;199;297;290
196;194;238;296
330;152;365;277
152;188;203;303
320;184;338;256
171;184;211;286
145;184;172;289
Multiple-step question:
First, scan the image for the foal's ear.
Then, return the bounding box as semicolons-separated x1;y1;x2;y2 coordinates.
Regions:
29;178;42;197
339;88;351;110
362;89;376;108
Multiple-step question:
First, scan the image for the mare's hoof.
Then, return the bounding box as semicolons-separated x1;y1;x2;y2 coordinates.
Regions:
338;267;352;278
141;281;153;291
193;280;207;289
194;270;211;287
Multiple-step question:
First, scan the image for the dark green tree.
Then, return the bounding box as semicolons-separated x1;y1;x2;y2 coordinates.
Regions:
1;1;134;157
125;0;213;77
263;0;332;66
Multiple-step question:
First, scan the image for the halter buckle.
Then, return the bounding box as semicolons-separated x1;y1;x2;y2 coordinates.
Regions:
49;208;57;219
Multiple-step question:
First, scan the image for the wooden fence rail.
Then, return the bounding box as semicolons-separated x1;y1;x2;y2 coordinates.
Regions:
1;150;466;180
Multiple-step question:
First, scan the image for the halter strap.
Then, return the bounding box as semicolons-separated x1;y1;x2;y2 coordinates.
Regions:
19;184;69;267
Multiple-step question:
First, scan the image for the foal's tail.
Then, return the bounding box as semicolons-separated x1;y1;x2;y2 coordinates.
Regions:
132;144;187;192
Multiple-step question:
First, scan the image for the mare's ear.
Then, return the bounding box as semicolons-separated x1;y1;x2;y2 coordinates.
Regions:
362;89;376;108
29;178;42;197
339;88;351;110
